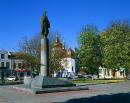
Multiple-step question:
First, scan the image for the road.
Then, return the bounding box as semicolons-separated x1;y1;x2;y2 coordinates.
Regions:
0;81;130;103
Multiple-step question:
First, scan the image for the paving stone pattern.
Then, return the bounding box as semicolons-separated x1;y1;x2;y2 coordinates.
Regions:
0;81;130;103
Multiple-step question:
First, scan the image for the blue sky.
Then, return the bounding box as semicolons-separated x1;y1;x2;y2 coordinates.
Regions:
0;0;130;51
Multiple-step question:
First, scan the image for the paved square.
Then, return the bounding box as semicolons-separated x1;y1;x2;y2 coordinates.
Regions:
0;81;130;103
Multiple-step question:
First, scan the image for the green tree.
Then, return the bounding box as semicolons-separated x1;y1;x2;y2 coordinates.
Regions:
19;34;41;58
18;34;41;74
76;25;102;75
14;52;39;74
49;47;66;76
49;32;67;76
101;20;130;77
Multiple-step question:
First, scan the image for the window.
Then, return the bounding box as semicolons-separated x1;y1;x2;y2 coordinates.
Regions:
6;62;10;68
1;62;4;67
1;54;5;59
72;66;73;71
13;63;16;69
120;71;123;76
108;70;110;76
99;69;102;73
18;63;22;69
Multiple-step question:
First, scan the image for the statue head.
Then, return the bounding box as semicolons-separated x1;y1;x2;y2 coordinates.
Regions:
43;11;46;17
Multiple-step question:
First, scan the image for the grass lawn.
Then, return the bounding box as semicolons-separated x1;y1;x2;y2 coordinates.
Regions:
72;79;127;84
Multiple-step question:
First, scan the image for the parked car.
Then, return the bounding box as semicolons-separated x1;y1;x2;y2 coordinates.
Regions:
82;74;98;79
128;75;130;80
82;75;92;79
92;75;98;79
6;76;16;81
78;74;85;78
68;75;78;80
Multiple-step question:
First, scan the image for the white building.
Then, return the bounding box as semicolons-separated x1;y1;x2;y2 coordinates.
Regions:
52;35;78;77
99;67;113;79
61;48;77;77
99;66;126;79
0;50;12;69
0;50;24;70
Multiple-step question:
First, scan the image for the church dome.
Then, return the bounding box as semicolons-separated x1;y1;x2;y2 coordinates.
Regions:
67;48;74;58
61;41;65;50
54;35;61;47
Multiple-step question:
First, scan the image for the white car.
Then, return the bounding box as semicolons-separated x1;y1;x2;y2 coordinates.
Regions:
6;76;16;81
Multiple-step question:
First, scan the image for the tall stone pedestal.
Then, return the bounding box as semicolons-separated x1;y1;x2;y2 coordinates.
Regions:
40;36;49;76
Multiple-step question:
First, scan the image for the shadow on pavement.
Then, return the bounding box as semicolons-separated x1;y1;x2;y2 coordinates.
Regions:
55;92;130;103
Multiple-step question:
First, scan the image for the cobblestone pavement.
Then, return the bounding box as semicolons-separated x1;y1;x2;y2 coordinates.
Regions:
0;81;130;103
